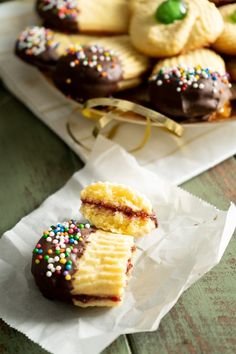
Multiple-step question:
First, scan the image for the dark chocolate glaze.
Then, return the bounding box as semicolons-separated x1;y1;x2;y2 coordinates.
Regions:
31;222;95;303
209;0;236;5
53;45;123;102
15;27;60;71
36;0;79;33
148;68;232;122
82;199;158;228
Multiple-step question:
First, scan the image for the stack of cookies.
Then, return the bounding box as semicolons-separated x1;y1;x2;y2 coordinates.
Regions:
14;0;236;122
31;182;158;307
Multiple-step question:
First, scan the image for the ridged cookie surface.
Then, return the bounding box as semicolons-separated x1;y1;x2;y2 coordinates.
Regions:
153;49;226;75
80;182;158;237
72;230;135;307
212;4;236;55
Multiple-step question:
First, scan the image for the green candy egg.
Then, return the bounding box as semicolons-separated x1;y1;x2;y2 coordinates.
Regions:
155;0;187;25
231;10;236;23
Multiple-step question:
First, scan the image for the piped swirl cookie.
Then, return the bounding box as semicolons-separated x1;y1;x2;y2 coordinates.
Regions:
53;37;151;101
148;65;232;122
129;0;224;57
32;219;135;307
80;182;158;237
212;4;236;55
15;26;98;70
36;0;130;34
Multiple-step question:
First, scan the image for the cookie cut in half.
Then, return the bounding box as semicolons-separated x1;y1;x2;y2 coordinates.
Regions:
32;220;135;307
80;182;158;237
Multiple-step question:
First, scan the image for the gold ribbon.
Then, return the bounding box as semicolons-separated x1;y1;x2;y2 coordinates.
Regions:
67;98;184;152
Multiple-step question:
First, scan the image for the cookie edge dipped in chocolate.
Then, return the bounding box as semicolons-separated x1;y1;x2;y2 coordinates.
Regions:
15;26;60;71
36;0;79;33
31;220;95;303
148;65;232;122
53;44;123;102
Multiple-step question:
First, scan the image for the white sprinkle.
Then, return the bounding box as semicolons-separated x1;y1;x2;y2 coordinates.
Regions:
229;83;232;88
213;88;218;94
56;266;61;271
74;240;78;245
53;239;58;244
47;264;53;270
193;83;198;89
51;267;56;273
176;87;181;92
46;271;52;277
199;83;205;89
54;256;60;262
70;62;75;67
85;223;90;229
48;258;54;263
49;231;55;237
66;248;71;253
46;237;52;242
157;80;163;86
164;74;169;80
60;253;65;258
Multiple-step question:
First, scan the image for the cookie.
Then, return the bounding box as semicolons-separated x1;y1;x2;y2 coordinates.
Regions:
32;220;135;307
153;49;226;75
53;37;151;101
80;182;158;237
129;0;224;58
15;26;97;70
212;4;236;55
148;65;232;122
36;0;130;34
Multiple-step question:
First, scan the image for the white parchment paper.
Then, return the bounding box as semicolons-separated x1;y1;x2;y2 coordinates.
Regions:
1;1;236;185
0;136;235;354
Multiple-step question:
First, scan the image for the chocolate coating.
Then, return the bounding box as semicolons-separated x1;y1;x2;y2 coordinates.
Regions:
148;66;232;121
209;0;236;6
36;0;79;33
15;26;59;70
31;220;95;303
53;45;123;102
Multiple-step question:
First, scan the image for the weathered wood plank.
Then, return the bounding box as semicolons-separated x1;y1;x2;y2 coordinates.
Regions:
0;82;131;354
128;158;236;354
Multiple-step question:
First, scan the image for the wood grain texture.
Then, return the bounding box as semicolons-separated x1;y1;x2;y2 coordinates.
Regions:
0;79;236;354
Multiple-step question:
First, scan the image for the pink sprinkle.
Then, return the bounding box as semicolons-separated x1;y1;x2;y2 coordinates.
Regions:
68;229;74;234
72;248;78;254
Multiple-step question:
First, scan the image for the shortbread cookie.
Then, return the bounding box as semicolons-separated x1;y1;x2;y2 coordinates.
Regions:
53;37;151;101
153;49;226;75
212;4;236;55
129;0;224;57
32;220;135;307
148;65;232;121
36;0;130;34
15;26;97;70
80;182;158;237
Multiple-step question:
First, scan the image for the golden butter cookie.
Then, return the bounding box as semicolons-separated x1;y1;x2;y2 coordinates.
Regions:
32;220;135;307
80;182;158;237
152;48;226;74
36;0;130;34
129;0;224;58
212;4;236;55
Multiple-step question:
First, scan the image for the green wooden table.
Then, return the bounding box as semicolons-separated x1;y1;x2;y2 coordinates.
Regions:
0;79;236;354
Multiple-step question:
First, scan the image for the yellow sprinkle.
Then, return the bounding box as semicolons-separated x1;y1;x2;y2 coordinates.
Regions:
35;259;40;264
65;274;71;281
60;258;66;264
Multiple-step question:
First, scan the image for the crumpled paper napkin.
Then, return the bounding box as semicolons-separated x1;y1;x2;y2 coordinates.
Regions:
0;136;235;354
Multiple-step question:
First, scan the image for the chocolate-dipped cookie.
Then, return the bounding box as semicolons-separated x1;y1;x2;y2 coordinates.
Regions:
36;0;130;35
148;66;232;122
36;0;79;33
32;219;135;307
53;44;123;101
15;26;60;70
